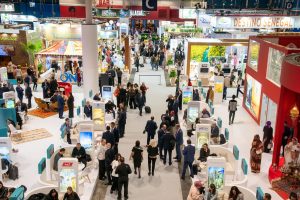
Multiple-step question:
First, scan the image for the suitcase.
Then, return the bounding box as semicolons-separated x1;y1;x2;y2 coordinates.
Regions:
8;164;19;180
145;106;151;113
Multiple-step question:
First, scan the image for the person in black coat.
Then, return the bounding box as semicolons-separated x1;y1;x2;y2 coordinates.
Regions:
143;116;158;145
198;143;210;162
157;125;166;159
102;126;115;146
105;100;116;119
263;121;273;153
44;189;59;200
147;139;159;176
67;93;74;118
118;86;127;107
166;95;174;112
42;79;50;99
177;90;183;111
135;91;145;116
115;157;132;200
57;92;65;119
117;106;127;138
25;84;32;109
281;121;292;156
63;187;80;200
49;77;58;97
162;131;176;165
84;101;92;120
105;143;115;185
111;122;119;155
16;83;24;102
72;143;87;168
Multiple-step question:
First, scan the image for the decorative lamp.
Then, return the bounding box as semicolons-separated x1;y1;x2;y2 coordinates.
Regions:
290;104;299;120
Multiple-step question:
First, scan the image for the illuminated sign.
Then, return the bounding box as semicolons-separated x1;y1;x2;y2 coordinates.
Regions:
62;162;73;167
60;72;77;83
0;4;14;12
130;10;146;16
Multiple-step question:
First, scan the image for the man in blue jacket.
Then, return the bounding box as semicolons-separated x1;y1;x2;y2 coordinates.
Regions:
174;124;183;162
181;139;195;180
143;116;158;145
16;83;24;102
57;92;65;119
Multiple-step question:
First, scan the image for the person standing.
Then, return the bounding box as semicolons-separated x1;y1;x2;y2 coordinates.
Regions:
32;72;38;91
140;82;148;103
97;139;107;180
263;121;273;153
57;92;65;119
111;122;119;155
102;126;115;147
71;143;87;169
250;134;263;173
147;139;159;176
117;68;122;85
281;121;292;156
128;85;136;109
16;83;24;102
117;106;127;138
223;76;230;100
67;93;74;119
25;83;32;109
162;130;176;165
134;54;140;72
115;157;132;200
181;139;195;180
42;79;49;99
228;95;238;125
105;143;115;185
143;116;158;145
206;86;214;104
174;124;183;162
136;90;145;116
76;67;81;87
177;90;183;111
111;153;121;194
157;124;166;160
130;140;143;178
83;101;92;120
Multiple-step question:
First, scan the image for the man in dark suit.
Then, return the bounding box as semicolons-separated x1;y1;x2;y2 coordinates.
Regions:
157;125;166;159
174;124;183;162
111;122;119;155
162;131;175;165
115;157;132;200
71;143;87;169
84;101;92;120
16;83;24;102
181;139;195;180
102;126;115;147
105;143;115;185
143;116;158;145
118;106;127;138
25;83;32;109
57;92;65;119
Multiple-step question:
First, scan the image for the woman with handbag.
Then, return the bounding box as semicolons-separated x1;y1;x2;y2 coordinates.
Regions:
263;121;273;153
250;134;263;173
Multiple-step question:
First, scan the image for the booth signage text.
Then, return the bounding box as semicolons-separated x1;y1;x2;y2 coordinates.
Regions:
62;162;73;167
130;10;146;16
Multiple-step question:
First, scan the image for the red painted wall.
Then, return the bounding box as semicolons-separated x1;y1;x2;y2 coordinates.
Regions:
60;6;86;18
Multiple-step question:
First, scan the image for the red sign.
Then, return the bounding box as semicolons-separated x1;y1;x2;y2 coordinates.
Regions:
62;162;73;167
98;0;110;6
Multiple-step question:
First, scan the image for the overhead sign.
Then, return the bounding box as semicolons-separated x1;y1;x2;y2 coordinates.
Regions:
179;9;197;19
142;0;157;11
214;16;299;29
0;4;14;12
130;10;146;17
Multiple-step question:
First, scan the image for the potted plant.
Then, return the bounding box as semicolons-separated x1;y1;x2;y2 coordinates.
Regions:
167;59;173;66
169;69;177;86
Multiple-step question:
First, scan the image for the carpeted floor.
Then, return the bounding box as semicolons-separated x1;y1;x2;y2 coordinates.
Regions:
28;108;67;118
12;128;52;145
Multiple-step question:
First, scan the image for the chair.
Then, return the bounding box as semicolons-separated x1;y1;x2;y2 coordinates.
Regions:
8;124;22;141
34;97;48;111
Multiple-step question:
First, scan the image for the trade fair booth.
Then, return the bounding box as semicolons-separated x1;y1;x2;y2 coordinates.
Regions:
183;38;248;86
243;34;300;199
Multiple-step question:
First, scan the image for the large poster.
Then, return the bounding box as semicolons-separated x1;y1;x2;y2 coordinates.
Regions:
208;167;225;189
195;124;210;149
266;48;284;86
58;158;78;193
92;102;105;131
214;76;224;104
248;40;260;71
245;74;262;119
183;86;193;104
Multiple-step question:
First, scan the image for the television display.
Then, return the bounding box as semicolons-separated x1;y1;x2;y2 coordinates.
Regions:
0;147;10;160
0;45;14;56
208;167;225;189
222;68;231;74
196;130;209;149
102;86;112;100
79;131;93;149
245;74;262;119
200;68;209;73
188;107;198;123
59;168;77;192
6;99;15;108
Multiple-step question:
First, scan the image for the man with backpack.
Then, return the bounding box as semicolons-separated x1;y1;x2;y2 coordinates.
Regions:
228;95;238;125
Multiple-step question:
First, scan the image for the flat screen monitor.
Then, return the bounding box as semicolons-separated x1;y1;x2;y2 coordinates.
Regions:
79;131;93;149
0;146;10;160
222;68;231;74
200;67;209;73
6;99;15;108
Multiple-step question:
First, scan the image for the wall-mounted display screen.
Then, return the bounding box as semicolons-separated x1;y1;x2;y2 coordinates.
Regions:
79;131;93;149
196;128;209;149
248;40;260;71
208;167;225;190
59;168;77;192
99;30;118;40
6;99;15;108
245;74;262;119
266;48;284;86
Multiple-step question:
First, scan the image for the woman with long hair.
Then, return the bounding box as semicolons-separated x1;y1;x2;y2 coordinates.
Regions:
44;189;59;200
63;186;80;200
250;134;263;173
147;139;159;176
206;183;218;200
228;186;244;200
130;140;143;178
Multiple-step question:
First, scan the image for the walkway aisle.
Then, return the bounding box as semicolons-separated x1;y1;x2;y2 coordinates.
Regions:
102;64;183;200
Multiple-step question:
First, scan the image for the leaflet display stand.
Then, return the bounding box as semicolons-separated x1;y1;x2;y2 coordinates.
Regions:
195;124;211;149
187;101;201;130
92;101;105;131
101;85;113;101
213;76;224;104
58;158;79;193
207;157;226;190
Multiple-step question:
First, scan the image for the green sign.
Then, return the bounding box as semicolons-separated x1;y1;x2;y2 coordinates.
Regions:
97;9;120;18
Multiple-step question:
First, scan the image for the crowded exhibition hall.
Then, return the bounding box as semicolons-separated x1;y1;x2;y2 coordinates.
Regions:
1;0;300;199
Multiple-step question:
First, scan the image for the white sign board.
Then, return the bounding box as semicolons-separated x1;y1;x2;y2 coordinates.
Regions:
101;85;113;101
0;67;8;82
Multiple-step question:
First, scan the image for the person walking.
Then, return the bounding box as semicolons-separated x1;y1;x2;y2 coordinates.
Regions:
105;143;115;185
25;83;32;109
228;95;238;125
143;116;158;145
223;76;230;100
67;93;74;119
134;54;140;72
16;83;24;102
130;140;143;178
111;122;119;155
162;130;176;165
117;68;122;85
181;139;195;180
135;90;145;116
157;124;166;160
174;124;183;162
111;153;121;194
117;106;127;138
115;157;132;200
97;139;107;180
263;121;273;153
57;92;65;119
147;139;159;176
206;86;214;104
